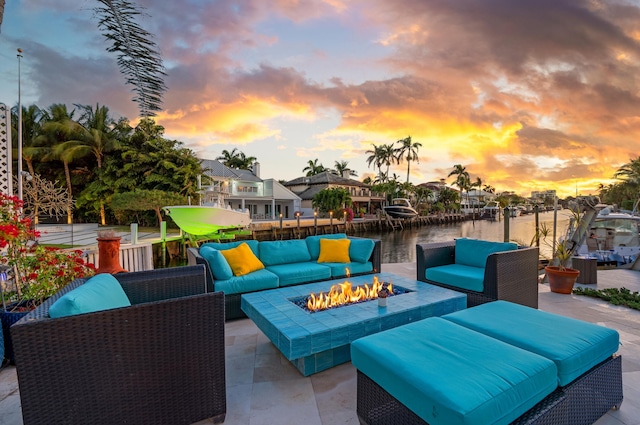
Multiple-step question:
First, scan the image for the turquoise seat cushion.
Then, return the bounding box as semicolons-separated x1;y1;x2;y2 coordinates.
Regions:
201;239;260;257
443;301;620;386
455;238;517;268
324;261;373;277
49;274;132;318
305;233;347;260
259;240;311;266
349;239;375;263
351;317;558;425
199;246;233;280
425;264;485;292
266;263;331;287
214;269;279;295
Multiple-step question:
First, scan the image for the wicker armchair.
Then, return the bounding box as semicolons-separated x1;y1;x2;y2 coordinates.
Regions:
11;265;226;425
416;241;539;308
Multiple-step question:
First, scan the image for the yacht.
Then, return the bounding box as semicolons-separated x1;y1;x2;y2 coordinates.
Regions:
383;198;419;219
481;201;500;220
574;207;640;265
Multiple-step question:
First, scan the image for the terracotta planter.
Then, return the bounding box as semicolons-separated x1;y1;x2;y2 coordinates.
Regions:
545;266;580;294
96;237;127;275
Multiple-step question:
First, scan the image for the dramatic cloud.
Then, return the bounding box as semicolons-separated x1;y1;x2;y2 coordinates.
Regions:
2;0;640;196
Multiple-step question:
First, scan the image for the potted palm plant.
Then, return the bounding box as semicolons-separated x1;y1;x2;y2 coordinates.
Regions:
544;240;580;294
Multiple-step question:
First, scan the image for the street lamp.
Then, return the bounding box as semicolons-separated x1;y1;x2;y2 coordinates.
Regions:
17;48;23;201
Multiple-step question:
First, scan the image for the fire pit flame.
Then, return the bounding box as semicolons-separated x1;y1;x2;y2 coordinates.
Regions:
306;276;393;312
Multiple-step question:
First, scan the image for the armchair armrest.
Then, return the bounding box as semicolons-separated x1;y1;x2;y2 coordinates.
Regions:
187;247;216;292
416;241;456;281
484;246;539;308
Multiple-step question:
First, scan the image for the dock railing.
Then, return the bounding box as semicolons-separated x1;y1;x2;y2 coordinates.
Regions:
83;242;154;272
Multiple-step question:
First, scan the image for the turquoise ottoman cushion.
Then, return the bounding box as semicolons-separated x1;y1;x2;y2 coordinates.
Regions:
425;264;485;292
455;238;517;268
323;261;373;277
259;240;311;266
305;233;347;260
266;263;331;287
443;301;620;386
201;239;260;257
351;317;558;425
214;269;279;295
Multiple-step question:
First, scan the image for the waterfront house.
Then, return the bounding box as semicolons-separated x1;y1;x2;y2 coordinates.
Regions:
284;170;385;216
200;159;301;219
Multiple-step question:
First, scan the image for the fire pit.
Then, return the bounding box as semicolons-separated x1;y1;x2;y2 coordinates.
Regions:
289;276;413;313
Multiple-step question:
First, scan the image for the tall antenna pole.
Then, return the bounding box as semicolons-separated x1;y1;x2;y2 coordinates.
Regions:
17;48;23;201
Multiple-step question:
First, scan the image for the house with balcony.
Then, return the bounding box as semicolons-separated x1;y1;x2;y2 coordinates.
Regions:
283;171;386;216
200;159;301;219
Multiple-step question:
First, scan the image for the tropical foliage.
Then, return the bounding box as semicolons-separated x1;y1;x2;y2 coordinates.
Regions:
312;187;352;215
13;103;203;227
216;148;257;170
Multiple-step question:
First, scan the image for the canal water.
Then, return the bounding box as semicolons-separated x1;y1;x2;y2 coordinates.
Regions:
361;210;572;264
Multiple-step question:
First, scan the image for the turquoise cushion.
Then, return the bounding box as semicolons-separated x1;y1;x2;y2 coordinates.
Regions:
425;264;485;292
266;263;331;286
349;239;375;263
199;246;233;280
305;233;347;260
443;301;621;386
259;240;311;266
351;317;557;425
214;269;279;295
455;238;517;268
49;274;131;318
200;239;260;257
324;261;373;277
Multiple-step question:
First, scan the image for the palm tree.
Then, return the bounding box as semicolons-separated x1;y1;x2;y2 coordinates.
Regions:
216;148;241;167
56;103;119;224
333;160;357;177
395;136;422;183
12;104;44;177
379;143;399;182
34;104;83;223
483;184;496;194
614;157;640;185
365;144;384;181
302;159;327;176
232;152;257;170
448;164;470;206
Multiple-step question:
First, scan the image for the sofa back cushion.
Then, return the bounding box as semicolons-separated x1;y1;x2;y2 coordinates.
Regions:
349;238;375;264
49;274;131;318
199;246;234;281
221;242;265;276
305;233;347;260
259;239;311;266
318;238;351;263
201;239;260;257
455;238;518;268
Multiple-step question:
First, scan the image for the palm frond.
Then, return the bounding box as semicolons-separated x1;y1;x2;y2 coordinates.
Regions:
94;0;167;117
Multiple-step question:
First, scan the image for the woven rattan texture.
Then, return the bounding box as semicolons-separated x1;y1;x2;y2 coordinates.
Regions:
12;265;226;425
416;241;539;308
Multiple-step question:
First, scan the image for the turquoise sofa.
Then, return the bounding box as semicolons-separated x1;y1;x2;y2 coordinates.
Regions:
352;300;622;425
187;234;381;320
417;238;539;308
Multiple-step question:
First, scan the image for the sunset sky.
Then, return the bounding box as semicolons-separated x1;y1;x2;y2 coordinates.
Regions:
2;0;640;198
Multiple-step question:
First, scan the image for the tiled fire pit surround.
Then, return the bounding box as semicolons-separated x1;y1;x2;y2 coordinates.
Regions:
241;272;466;376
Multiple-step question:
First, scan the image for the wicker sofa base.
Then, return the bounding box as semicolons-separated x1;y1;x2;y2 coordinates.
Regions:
356;355;622;425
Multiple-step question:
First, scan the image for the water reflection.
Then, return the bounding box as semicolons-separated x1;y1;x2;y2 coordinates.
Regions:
359;211;571;264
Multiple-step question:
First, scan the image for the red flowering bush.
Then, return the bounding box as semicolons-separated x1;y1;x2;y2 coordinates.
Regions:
1;193;96;310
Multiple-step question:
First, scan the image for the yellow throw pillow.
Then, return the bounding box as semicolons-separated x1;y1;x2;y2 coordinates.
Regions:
220;242;265;276
318;238;351;263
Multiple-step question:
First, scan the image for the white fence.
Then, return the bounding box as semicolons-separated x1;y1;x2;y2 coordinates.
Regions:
84;243;154;272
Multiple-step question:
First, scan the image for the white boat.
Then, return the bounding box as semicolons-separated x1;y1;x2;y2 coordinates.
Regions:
383;198;419;219
574;207;640;265
163;205;251;236
481;201;500;220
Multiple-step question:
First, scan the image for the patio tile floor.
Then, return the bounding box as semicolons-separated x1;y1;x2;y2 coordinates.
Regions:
1;263;639;424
